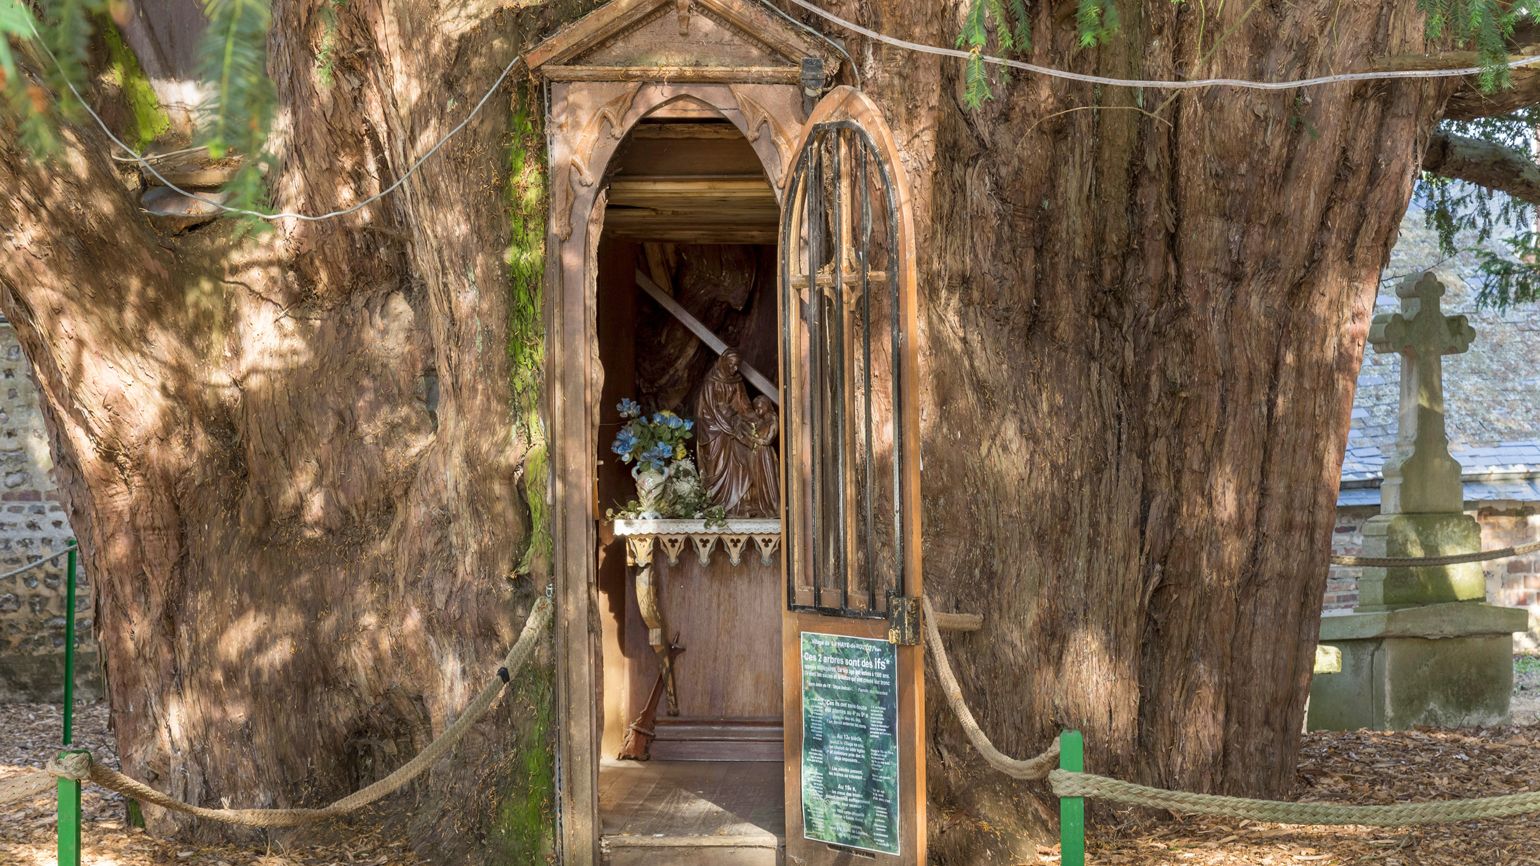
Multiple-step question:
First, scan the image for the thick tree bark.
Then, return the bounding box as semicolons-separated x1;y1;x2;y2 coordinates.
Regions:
0;1;1468;863
0;1;594;860
1443;66;1540;120
840;2;1452;862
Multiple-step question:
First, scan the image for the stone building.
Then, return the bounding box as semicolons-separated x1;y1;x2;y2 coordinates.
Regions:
1326;207;1540;646
0;319;95;701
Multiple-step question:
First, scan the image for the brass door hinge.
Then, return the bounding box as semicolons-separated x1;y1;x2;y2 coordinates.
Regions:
886;593;921;645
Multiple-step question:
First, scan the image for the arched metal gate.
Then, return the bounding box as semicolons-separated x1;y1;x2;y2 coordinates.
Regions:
778;87;926;866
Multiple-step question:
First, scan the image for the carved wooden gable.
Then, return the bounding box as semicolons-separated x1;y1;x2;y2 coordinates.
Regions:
527;0;836;83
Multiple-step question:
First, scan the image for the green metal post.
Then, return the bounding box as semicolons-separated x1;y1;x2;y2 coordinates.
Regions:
58;767;82;866
59;540;81;866
63;541;78;744
1059;730;1085;866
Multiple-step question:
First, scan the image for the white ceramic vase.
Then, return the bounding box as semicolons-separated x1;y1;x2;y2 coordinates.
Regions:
632;464;670;519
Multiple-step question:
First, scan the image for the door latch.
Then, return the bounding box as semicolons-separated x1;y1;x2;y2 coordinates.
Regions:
886;593;922;645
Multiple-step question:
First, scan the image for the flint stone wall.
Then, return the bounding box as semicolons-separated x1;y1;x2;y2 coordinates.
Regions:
0;323;97;702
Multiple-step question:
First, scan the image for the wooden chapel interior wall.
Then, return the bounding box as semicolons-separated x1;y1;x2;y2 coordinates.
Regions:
594;238;638;758
593;214;785;755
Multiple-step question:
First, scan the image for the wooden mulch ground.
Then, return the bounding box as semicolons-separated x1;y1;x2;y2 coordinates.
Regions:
0;703;426;866
4;659;1540;864
1082;656;1540;865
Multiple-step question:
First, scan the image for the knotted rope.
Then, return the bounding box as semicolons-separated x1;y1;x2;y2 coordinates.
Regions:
1;596;552;826
924;595;1540;827
1049;770;1540;826
0;766;58;806
922;595;1059;780
1329;537;1540;568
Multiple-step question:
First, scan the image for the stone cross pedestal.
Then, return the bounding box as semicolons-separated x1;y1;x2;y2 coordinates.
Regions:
1308;272;1526;731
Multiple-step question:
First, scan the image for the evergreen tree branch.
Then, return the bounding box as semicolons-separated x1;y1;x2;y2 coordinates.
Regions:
1422;129;1540;206
1445;65;1540;118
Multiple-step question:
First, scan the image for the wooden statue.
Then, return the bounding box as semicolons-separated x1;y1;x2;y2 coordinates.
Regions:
696;349;779;517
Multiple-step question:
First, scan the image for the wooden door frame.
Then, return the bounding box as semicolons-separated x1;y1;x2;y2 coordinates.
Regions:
542;81;807;866
778;85;927;866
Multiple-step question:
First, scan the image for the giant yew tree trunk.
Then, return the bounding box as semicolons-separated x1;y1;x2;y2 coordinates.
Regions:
0;1;597;860
0;0;1459;863
875;3;1453;861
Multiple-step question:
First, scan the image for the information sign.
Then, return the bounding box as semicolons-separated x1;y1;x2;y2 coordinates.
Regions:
800;631;900;856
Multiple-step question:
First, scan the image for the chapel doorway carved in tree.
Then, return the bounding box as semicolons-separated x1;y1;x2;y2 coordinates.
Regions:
525;1;837;862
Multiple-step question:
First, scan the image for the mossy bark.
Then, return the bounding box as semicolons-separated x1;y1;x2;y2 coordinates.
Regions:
99;19;170;148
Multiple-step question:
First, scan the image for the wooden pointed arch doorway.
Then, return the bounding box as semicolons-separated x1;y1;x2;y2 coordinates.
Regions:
527;1;846;863
779;86;927;866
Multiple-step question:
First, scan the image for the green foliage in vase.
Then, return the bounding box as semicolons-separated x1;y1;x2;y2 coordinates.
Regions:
605;470;728;526
606;399;726;525
661;459;728;527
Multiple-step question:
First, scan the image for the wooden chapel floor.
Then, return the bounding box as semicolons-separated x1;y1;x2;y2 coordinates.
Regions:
599;759;784;840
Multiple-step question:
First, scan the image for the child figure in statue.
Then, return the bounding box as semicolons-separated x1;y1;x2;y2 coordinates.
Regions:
696;349;779;517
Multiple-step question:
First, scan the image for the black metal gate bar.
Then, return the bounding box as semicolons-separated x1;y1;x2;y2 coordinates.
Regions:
830;129;850;613
857;136;877;612
883;127;905;606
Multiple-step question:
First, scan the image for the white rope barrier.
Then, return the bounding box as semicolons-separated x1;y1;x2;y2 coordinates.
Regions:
0;547;70;582
784;0;1540;91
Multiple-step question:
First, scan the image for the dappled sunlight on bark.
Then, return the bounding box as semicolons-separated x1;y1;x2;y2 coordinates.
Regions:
0;2;603;860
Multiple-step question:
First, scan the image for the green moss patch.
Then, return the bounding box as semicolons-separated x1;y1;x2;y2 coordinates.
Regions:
488;659;556;863
506;84;551;580
100;19;169;149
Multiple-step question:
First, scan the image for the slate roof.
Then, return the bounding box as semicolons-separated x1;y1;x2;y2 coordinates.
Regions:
1338;440;1540;507
1339;202;1540;508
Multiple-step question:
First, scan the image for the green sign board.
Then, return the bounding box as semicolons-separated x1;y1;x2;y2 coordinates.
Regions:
800;631;900;856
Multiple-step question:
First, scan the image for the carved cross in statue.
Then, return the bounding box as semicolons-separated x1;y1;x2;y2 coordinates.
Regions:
1368;272;1476;515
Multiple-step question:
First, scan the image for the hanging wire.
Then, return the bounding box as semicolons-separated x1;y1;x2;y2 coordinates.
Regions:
109;142;208;164
754;0;860;88
16;5;1540;226
783;0;1540;91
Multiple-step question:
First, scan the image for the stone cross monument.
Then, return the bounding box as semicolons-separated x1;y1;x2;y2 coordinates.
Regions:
1309;271;1526;731
1357;273;1483;609
1368;272;1475;516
